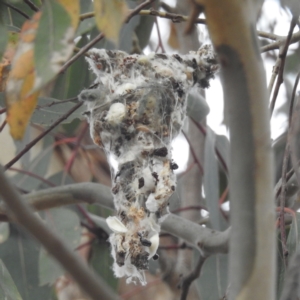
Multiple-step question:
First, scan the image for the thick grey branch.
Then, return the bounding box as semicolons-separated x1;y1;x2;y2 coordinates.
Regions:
0;167;120;300
2;182;229;255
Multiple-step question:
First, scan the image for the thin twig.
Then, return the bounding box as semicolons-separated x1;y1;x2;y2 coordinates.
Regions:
140;8;206;24
23;0;39;12
3;2;30;19
268;57;281;98
288;72;300;126
275;167;295;199
9;167;56;187
289;73;300;188
182;130;204;175
154;16;165;53
0;119;7;132
79;8;207;25
279;67;299;267
36;96;78;109
261;30;300;53
269;17;297;116
124;0;156;23
257;30;279;41
179;254;207;300
0;166;120;300
60;33;105;74
4;102;83;170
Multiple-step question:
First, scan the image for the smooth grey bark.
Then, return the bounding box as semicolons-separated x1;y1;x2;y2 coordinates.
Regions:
197;0;276;299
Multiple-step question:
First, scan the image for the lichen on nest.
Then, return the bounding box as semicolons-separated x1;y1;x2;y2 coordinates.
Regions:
78;45;219;285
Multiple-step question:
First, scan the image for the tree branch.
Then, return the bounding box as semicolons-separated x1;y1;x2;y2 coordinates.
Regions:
0;166;120;300
179;254;207;300
0;182;229;255
197;0;276;298
261;30;300;53
124;0;156;23
269;17;297;116
60;34;104;73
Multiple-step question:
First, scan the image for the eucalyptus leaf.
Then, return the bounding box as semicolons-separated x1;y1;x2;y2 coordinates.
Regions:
34;0;72;88
0;259;23;300
186;90;210;122
90;240;118;291
195;251;228;300
204;127;227;230
134;0;158;49
2;3;34;29
215;134;230;172
39;208;81;286
287;212;300;258
0;225;51;300
51;35;92;100
11;135;53;191
32;97;85;126
0;20;8;60
38;171;74;190
76;18;96;37
0;223;10;244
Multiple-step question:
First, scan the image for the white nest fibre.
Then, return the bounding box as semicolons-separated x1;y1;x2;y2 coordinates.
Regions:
78;46;219;285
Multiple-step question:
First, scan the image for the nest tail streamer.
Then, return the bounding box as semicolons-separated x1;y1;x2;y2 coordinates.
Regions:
79;46;219;285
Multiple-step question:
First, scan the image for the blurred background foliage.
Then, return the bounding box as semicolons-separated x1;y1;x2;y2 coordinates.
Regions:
0;0;299;299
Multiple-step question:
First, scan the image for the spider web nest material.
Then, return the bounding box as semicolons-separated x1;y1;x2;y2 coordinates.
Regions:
78;46;219;285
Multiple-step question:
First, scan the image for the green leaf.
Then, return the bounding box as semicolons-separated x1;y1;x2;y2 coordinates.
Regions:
32;97;85;126
0;259;23;300
0;21;8;60
34;0;73;89
204;127;227;230
134;0;158;49
0;223;10;244
76;18;96;37
11;135;53;191
2;3;34;29
39;208;81;286
90;240;118;291
195;251;228;300
51;35;92;100
186;91;210;122
38;171;74;190
0;225;51;300
287;212;300;258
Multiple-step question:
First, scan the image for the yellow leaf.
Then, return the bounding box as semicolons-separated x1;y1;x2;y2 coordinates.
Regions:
93;0;128;44
0;32;19;92
58;0;79;28
7;64;39;139
5;12;41;140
